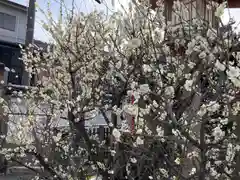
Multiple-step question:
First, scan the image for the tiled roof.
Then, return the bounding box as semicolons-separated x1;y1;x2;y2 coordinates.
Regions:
0;0;27;12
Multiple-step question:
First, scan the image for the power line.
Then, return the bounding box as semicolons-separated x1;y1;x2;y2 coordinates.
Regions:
95;0;101;4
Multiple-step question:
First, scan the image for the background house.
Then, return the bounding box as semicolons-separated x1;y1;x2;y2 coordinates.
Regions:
0;0;27;44
0;0;27;86
152;0;240;25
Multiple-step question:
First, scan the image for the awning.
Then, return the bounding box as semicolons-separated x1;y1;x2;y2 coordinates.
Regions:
227;0;240;8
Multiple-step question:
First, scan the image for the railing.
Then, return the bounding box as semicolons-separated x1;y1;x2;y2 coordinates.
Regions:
85;125;110;139
85;125;111;158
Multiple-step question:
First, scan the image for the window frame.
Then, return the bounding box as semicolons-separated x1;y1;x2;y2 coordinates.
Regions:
171;0;197;25
0;12;16;32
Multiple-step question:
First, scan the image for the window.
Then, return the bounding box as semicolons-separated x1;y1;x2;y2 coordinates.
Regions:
0;45;23;85
171;0;197;25
191;1;197;19
0;12;16;31
205;2;213;24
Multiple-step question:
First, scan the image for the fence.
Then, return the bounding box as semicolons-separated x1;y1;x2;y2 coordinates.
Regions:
85;125;110;139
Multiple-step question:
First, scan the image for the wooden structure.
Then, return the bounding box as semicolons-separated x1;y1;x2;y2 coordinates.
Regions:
151;0;240;25
227;0;240;7
151;0;240;9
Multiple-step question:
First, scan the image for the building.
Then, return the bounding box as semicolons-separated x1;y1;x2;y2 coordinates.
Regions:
0;0;28;152
0;0;28;86
109;0;240;27
152;0;240;10
152;0;240;24
0;0;27;44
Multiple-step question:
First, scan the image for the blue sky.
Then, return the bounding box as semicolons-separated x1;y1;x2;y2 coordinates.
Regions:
12;0;116;42
11;0;240;42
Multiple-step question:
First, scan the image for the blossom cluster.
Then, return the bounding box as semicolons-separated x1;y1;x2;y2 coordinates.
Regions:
1;1;239;180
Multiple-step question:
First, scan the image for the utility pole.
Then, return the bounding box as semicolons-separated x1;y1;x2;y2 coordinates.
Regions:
23;0;36;86
25;0;36;47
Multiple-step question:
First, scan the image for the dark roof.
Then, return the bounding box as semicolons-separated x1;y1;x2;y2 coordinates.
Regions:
34;39;49;50
0;0;27;12
0;39;50;50
34;39;54;53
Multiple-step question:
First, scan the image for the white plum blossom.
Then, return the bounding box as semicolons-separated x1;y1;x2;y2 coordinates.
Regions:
212;126;225;141
164;86;175;97
187;151;199;159
97;162;106;170
130;157;137;163
232;102;240;115
159;168;169;178
2;1;240;180
123;104;138;116
53;132;62;142
108;170;114;174
188;62;195;69
184;79;193;91
110;150;116;156
226;66;240;87
207;101;220;113
214;1;227;18
198;105;207;116
207;29;217;41
226;143;235;162
210;167;218;177
148;176;153;179
4;67;10;71
189;168;196;175
127;38;141;48
227;66;240;78
112;128;121;142
136;129;142;134
156;126;164;137
142;64;153;73
174;157;180;165
235;145;240;151
139;84;150;94
136;137;144;145
109;122;114;127
215;60;226;71
220;118;228;125
198;51;207;59
230;77;240;87
0;97;4;104
152;100;159;108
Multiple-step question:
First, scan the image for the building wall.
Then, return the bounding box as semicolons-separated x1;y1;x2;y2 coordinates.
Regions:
0;2;27;44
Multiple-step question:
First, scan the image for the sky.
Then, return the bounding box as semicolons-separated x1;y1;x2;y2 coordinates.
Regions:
11;0;120;42
10;0;240;42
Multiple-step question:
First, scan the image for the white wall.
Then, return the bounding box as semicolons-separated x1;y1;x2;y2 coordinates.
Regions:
0;3;27;44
